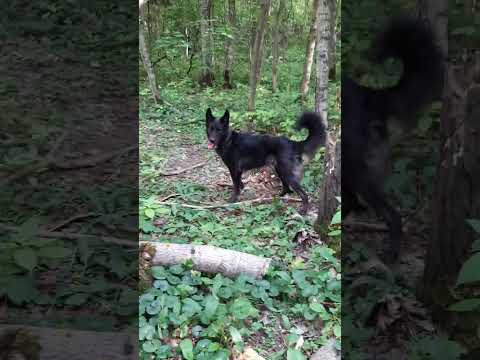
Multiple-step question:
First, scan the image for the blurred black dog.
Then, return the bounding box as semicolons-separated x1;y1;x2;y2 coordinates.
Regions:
343;18;444;262
206;109;325;214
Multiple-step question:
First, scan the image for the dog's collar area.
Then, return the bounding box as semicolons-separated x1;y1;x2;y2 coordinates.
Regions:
222;130;233;147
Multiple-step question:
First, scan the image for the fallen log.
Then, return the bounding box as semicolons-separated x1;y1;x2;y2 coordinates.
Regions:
0;325;136;360
140;242;272;279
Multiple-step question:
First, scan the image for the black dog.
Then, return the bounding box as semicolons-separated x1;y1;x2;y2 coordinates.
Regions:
343;18;444;262
206;109;325;214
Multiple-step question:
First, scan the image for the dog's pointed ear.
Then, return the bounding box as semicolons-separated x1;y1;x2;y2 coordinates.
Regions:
206;108;214;123
220;109;230;126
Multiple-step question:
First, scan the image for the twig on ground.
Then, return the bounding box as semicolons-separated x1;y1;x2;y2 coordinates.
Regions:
0;223;136;247
0;144;138;186
48;212;97;231
158;161;206;176
343;219;389;232
157;196;302;210
54;145;138;169
158;193;179;202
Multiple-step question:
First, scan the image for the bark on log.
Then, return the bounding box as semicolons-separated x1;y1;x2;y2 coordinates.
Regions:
140;242;272;279
0;325;136;360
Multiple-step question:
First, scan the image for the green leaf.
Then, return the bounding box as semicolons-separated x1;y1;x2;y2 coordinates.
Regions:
331;211;341;225
229;327;243;344
309;302;326;313
182;298;201;317
456;253;480;285
333;324;341;337
38;246;73;258
179;339;194;360
139;323;156;340
230;298;258;320
65;293;89;306
466;219;480;234
204;295;219;319
328;229;341;236
151;266;167;279
448;298;480;312
142;339;161;353
6;276;38;305
14;248;38;272
144;208;155;219
287;348;306;360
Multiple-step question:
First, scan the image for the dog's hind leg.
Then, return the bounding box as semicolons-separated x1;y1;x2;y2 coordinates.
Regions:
356;180;402;263
343;187;367;219
289;180;309;215
275;165;292;196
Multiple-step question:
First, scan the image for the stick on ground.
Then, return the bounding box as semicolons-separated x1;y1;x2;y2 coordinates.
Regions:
156;195;302;210
158;161;206;176
0;223;136;247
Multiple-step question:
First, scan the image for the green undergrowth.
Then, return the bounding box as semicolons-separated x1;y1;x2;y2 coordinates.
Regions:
140;253;340;359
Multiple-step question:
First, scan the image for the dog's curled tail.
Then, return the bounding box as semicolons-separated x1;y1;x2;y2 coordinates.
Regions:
296;112;326;157
374;18;444;129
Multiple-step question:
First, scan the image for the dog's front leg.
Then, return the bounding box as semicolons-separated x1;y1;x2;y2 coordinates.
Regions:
227;167;242;203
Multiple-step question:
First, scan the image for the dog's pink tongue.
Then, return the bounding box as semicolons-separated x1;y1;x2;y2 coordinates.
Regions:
207;142;214;150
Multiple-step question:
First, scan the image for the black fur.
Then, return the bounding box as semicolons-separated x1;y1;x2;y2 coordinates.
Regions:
343;18;444;262
206;109;325;214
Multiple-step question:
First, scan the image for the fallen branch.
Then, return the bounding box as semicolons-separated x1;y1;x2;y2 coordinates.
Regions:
0;223;136;247
0;145;137;186
342;219;389;232
158;193;179;202
54;145;138;170
140;242;271;279
158;161;206;176
48;212;97;231
156;196;302;210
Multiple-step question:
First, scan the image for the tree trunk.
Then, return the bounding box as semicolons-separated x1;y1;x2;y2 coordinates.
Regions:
314;0;330;120
315;0;339;227
327;0;338;79
247;0;271;112
421;0;480;350
417;0;448;59
271;0;286;93
316;131;341;230
140;242;272;279
299;0;321;102
139;8;160;104
223;0;236;89
199;0;214;87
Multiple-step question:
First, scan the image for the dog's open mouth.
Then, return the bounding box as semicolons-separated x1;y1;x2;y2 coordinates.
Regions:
207;140;216;150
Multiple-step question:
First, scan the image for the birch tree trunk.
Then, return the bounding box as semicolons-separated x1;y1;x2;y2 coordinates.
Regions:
314;0;330;121
299;0;321;102
315;0;339;227
223;0;236;89
247;0;271;112
271;0;285;93
200;0;215;86
139;6;160;104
